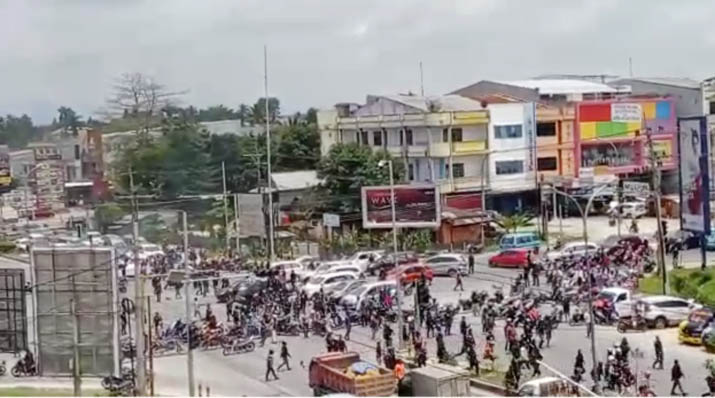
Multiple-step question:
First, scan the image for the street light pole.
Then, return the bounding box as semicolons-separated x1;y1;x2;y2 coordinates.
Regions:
386;160;404;350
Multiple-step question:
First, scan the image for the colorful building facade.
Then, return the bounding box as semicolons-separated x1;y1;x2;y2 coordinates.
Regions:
574;98;676;178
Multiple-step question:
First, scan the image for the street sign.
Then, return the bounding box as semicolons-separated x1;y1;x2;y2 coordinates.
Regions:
322;213;340;228
622;181;650;197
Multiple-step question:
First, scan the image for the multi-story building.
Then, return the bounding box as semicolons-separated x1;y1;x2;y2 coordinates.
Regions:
318;94;490;209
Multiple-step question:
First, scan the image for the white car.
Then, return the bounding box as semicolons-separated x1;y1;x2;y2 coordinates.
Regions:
302;271;359;298
547;242;600;261
619;295;700;329
339;280;398;310
609;201;647;218
300;260;355;281
137;243;164;259
348;250;385;271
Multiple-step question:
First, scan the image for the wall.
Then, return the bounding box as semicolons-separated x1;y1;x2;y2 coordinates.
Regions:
612;79;702;117
317;109;339;156
487;103;536;192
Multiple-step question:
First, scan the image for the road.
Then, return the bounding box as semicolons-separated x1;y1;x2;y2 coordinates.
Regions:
141;259;714;397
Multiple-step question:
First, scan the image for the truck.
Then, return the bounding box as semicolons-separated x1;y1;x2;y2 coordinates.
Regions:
308;352;397;396
410;364;470;397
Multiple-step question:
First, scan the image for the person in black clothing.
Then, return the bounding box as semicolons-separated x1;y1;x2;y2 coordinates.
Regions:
468;254;475;274
562;297;571;322
344;314;352;341
671;359;685;395
652;336;664;369
265;349;279;381
574;349;584;373
459;316;468;337
375;340;382;366
277;342;291;371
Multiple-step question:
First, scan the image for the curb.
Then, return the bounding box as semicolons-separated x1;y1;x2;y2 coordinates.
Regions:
469;377;508;395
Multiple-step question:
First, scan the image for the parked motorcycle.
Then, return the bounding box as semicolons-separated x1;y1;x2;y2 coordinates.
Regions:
617;316;647;333
11;360;36;377
221;336;256;356
0;360;6;376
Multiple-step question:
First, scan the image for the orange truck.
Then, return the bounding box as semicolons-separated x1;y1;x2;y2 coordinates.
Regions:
308;351;397;396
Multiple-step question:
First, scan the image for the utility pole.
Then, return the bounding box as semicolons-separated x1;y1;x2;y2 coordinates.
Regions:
147;296;154;396
264;45;275;260
183;211;196;396
233;194;240;254
646;132;668;294
385;160;403;350
222;161;229;253
70;295;81;396
419;61;424;97
130;166;147;396
617;179;623;238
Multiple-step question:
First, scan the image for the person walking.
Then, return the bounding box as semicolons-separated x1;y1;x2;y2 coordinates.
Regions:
652;336;664;369
672;240;681;269
277;342;291;371
265;349;279;381
453;272;464;292
468;253;475;275
670;359;685;396
344;313;352;341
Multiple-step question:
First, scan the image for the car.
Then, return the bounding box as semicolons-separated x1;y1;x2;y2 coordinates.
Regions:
269;260;304;274
339;280;398;310
667;230;701;250
488;249;529;268
301;261;360;281
609;201;647;218
596;287;631;310
294;255;320;267
678;307;714;345
423;254;468;277
347;250;385;271
601;234;656;252
367;251;418;275
517;377;572;397
546;241;599;261
706;233;715;251
499;232;541;250
620;295;700;329
137;243;164;259
302;271;359;298
387;264;433;285
327;279;369;299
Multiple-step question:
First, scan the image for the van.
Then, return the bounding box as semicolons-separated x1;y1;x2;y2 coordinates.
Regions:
499;232;541;250
517;377;576;397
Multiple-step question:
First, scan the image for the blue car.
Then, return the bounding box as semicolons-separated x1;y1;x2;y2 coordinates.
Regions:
706;233;715;251
499;232;541;251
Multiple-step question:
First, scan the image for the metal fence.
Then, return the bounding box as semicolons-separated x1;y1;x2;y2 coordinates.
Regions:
0;269;27;353
32;247;118;376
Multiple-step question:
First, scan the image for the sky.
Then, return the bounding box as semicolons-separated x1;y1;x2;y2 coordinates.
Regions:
1;0;715;124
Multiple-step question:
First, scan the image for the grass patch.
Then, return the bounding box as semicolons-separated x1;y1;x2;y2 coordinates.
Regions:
475;368;506;385
640;268;715;306
0;387;108;396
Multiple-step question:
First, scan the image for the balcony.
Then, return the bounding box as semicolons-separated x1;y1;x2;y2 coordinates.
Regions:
437;176;487;194
453;140;487;155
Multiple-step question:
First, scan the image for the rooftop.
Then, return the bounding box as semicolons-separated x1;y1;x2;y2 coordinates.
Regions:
497;79;621;95
378;94;485;112
618;77;701;90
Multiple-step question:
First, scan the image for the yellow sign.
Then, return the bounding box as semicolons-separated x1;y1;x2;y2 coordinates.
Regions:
0;176;11;186
652;141;672;159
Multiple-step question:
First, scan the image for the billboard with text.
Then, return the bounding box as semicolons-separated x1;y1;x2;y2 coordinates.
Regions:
678;116;710;233
361;184;440;228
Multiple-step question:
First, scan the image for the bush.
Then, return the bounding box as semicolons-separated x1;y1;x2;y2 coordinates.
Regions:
696;280;715;308
0;241;15;253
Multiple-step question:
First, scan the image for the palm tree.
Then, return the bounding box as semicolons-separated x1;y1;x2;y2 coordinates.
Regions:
496;213;535;233
57;106;82;135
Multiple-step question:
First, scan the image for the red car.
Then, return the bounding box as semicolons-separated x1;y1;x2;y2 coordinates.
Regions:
387;263;434;285
488;249;529;268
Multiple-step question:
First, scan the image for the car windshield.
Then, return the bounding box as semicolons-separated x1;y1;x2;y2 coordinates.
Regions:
597;291;616;301
351;285;370;296
315;264;331;272
689;310;713;323
345;281;366;293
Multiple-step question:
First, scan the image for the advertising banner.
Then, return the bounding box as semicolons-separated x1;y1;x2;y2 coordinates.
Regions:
611;103;642;122
361;184;440;228
678;117;711;233
237;193;265;238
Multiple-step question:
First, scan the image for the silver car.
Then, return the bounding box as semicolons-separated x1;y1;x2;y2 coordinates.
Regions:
424;254;467;277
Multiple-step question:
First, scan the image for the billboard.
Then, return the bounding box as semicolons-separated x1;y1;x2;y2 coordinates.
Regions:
678;117;711;233
361;184;440;228
237;193;265;238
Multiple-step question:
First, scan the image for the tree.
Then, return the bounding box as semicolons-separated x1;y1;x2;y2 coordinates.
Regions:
275;124;319;170
317;143;403;213
305;107;318;125
57;106;83;135
496;213;535;233
105;72;185;138
250;97;280;125
237;104;250;126
197;105;237;122
94;202;126;233
0;114;39;148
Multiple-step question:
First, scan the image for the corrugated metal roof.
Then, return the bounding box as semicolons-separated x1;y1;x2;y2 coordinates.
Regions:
625;77;701;89
380;94;484;112
498;79;620;95
271;170;321;191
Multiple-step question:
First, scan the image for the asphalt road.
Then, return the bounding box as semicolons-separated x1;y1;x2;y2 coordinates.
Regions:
140;258;715;397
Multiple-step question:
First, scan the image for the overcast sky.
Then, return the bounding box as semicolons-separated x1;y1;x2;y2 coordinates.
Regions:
2;0;715;124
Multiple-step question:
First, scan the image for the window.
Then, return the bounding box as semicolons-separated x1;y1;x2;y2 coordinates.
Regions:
373;131;382;146
537;122;556;137
494;124;523;139
405;129;413;145
442;128;463;142
495;160;524;175
709;101;715;115
360;130;368;145
537;157;558;171
452;163;465;178
74;144;80;160
408;164;415;181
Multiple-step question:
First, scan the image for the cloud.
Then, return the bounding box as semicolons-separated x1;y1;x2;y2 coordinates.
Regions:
0;0;713;124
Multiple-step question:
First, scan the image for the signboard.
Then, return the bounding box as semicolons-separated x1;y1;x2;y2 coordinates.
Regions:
678;117;711;233
611;103;642;122
322;213;340;228
237;194;265;238
523;102;537;172
361;184;440;228
622;181;650;197
0;147;10;189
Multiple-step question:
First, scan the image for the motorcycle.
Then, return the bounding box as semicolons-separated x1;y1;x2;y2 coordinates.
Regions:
221;336;256;356
276;318;301;336
0;360;6;376
617;316;647;333
11;360;36;377
152;338;183;356
568;311;586;326
118;277;127;294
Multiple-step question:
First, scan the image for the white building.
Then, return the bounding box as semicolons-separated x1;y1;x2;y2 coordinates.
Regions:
487;102;537;194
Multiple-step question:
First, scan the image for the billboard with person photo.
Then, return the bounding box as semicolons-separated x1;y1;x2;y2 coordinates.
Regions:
678;116;711;233
361;184;440;228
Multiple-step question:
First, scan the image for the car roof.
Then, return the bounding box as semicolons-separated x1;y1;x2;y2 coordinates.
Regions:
640;295;687;303
363;280;397;289
318;271;358;278
504;232;538;237
601;287;629;294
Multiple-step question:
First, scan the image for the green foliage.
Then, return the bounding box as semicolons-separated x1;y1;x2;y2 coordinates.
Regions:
275;124;319;170
696;280;715;308
0;114;40;148
0;240;15;253
94;203;126;233
400;230;433;253
57;106;83;135
317;143;404;213
496;213;535;233
642;268;715;308
250;97;280;124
